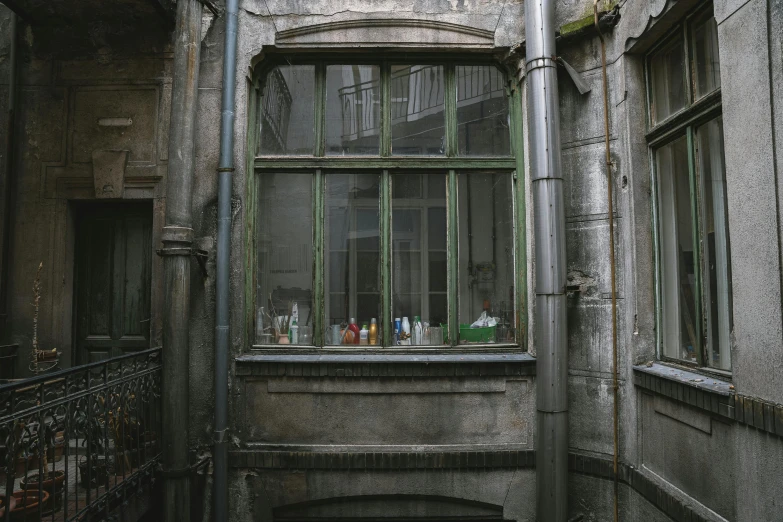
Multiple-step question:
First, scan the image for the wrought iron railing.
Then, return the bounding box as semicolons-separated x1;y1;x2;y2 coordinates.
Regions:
261;67;294;151
336;65;505;138
0;348;161;521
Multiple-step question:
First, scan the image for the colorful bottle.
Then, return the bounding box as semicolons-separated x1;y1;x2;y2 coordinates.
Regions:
394;318;401;345
369;318;378;345
348;318;360;345
401;317;411;345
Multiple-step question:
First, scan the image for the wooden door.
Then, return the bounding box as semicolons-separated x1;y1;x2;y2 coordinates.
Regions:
74;202;152;364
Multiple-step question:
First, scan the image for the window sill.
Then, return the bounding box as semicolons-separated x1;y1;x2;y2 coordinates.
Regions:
634;363;783;438
235;351;536;378
634;362;735;419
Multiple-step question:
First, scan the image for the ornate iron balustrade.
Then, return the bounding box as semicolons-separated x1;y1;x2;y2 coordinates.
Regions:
261;67;294;151
337;66;504;138
0;348;161;521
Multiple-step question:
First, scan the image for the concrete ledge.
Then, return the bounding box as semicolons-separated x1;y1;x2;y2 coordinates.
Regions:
235;352;536;378
570;453;723;522
633;363;783;439
228;448;536;470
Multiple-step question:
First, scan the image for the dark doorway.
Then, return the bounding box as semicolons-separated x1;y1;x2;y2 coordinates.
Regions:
73;201;152;364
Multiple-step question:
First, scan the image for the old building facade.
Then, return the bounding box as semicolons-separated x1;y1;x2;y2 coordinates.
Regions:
1;0;782;521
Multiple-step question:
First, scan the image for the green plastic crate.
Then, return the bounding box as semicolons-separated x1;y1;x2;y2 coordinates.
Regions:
459;323;496;343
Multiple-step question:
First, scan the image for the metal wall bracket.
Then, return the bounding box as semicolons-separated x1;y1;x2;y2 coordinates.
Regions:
156;247;209;277
557;57;592;95
197;0;219;17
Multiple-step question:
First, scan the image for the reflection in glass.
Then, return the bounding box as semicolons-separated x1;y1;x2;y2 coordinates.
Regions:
656;137;697;363
693;16;721;99
392;174;448;345
650;39;687;124
325;174;381;339
257;173;314;345
457;173;515;344
391;65;445;155
697;117;732;370
326;65;380;155
259;66;315;155
456;66;510;156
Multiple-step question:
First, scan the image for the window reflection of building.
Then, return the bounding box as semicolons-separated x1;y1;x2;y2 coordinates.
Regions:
260;68;293;152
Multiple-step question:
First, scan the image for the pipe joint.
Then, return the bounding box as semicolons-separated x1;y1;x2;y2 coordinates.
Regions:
161;225;194;245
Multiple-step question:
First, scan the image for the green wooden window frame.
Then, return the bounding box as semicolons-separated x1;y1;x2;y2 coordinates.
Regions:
245;54;527;351
646;4;732;372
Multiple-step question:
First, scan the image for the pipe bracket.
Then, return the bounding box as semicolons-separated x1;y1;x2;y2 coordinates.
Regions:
156;247;209;277
525;56;557;74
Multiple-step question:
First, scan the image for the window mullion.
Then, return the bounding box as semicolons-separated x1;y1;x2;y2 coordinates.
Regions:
510;85;527;347
315;63;326;157
686;126;704;364
381;169;392;346
444;63;457;157
447;169;459;345
381;62;391;157
314;169;325;346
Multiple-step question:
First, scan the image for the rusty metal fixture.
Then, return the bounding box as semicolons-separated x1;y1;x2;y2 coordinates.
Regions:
594;2;620;521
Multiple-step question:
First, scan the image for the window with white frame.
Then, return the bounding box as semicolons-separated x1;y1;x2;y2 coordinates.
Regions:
647;4;732;371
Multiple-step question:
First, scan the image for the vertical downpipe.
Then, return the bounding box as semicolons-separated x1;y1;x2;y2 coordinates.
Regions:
162;1;202;521
214;0;239;520
525;0;569;520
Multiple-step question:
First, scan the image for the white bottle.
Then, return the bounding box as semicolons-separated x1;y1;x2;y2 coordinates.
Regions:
413;316;423;346
359;325;369;345
401;317;411;345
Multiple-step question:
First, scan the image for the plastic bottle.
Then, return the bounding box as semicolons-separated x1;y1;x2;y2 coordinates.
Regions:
359;324;369;345
369;318;378;346
348;318;360;345
413;316;422;345
290;320;299;344
393;318;401;345
401;317;411;345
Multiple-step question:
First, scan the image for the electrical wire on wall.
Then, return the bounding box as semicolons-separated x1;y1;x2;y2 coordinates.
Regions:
594;2;620;521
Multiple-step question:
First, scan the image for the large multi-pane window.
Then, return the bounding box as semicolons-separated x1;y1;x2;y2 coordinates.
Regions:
251;58;522;349
648;5;732;371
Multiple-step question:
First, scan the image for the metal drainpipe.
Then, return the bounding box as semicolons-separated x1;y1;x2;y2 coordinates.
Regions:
214;0;238;519
0;13;18;331
525;0;568;520
161;0;202;521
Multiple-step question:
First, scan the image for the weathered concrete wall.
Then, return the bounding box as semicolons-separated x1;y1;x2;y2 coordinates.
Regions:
0;5;173;378
3;0;783;520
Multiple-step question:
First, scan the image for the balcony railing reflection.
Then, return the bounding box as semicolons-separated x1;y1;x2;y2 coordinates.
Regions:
335;65;504;139
0;348;161;521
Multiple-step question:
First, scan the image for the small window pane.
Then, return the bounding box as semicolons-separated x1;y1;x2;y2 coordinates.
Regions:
456;66;510;156
259;66;315;155
257;173;314;345
392;173;448;345
326;65;380;155
693;16;721;99
650;39;687;124
325;173;381;343
656;137;698;363
391;65;445;155
457;173;515;344
696;117;732;370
